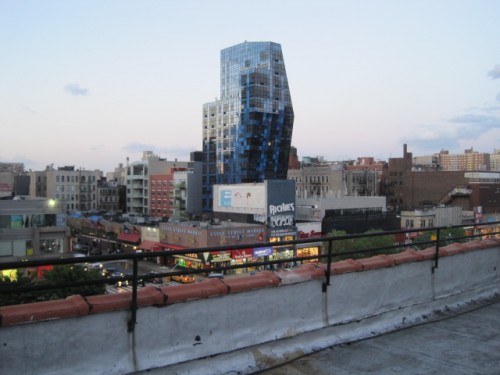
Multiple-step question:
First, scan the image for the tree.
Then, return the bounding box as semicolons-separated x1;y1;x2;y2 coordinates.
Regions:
324;229;397;260
414;227;467;250
42;265;106;300
0;265;106;307
0;271;43;307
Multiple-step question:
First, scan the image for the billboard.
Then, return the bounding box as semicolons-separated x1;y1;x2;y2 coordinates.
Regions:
213;180;297;229
266;180;296;229
213;184;266;214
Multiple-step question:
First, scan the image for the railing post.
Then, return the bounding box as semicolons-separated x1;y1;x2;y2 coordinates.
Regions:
433;228;441;273
128;257;139;332
323;239;333;292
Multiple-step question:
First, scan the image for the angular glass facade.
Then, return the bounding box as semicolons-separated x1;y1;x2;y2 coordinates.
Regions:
202;41;294;211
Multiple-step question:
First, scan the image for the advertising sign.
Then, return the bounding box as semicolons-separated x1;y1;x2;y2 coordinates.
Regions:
266;180;296;229
213;184;266;214
253;247;273;257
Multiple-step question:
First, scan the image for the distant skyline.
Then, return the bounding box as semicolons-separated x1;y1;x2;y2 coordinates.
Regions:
1;0;500;173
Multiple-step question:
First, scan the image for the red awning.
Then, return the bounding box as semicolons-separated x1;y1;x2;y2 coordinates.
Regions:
117;233;141;243
158;243;187;250
139;240;162;251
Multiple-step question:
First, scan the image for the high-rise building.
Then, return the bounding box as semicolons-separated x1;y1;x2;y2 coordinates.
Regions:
202;41;294;211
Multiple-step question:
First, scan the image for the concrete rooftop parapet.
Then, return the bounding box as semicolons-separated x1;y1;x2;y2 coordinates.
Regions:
85;286;165;314
325;258;363;274
388;248;424;264
419;246;438;260
0;294;88;326
275;263;324;285
162;278;228;304
224;270;280;293
472;238;500;249
0;240;499;374
356;254;396;270
2;240;500;328
439;243;468;256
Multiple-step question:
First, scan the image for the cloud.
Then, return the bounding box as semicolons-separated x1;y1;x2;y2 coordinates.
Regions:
449;113;500;126
487;64;500;79
122;143;156;154
403;123;459;153
21;107;37;114
403;109;500;154
122;143;195;161
64;83;89;96
90;144;105;151
480;105;500;113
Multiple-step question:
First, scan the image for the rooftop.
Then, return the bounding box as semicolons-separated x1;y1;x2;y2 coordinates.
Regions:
260;295;500;375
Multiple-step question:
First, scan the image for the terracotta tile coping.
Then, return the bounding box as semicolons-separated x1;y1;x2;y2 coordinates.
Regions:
0;240;496;326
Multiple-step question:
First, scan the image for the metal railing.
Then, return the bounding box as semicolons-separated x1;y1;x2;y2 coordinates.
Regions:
1;221;499;332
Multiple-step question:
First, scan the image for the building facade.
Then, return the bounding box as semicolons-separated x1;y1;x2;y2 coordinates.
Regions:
29;166;102;213
490;149;500;171
0;197;70;262
399;206;467;230
344;157;385;197
288;165;345;199
382;145;475;212
438;148;490;171
202;41;294;211
96;180;123;214
106;163;127;185
288;158;383;199
0;163;28;198
126;151;192;217
148;162;202;220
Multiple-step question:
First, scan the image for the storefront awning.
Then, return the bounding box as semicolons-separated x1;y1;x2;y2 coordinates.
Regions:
117;233;140;243
158;243;187;250
138;240;162;251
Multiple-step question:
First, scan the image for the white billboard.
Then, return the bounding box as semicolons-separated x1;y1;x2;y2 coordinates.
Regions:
213;184;267;214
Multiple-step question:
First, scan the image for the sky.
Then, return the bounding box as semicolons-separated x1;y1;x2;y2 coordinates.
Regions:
1;0;500;173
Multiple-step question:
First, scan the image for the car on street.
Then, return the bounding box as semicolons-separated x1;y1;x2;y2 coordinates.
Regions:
148;271;164;284
208;273;224;279
108;270;128;287
171;274;196;284
73;243;89;254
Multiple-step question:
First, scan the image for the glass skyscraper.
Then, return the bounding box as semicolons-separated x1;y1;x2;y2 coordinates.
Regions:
202;41;294;211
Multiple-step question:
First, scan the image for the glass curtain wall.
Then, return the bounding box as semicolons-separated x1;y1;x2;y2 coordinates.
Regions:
202;41;294;211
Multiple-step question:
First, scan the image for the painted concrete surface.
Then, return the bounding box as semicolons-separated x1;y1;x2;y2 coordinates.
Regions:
1;244;499;375
260;295;500;375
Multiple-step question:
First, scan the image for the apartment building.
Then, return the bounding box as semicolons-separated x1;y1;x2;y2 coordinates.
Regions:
29;166;102;213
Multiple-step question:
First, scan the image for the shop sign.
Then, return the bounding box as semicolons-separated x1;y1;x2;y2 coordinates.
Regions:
269;202;295;215
211;252;232;262
269;215;294;227
231;248;253;259
270;228;296;237
253;247;273;257
297;230;322;238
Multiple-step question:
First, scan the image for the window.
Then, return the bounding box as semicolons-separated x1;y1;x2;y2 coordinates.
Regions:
0;240;12;257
